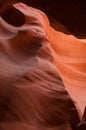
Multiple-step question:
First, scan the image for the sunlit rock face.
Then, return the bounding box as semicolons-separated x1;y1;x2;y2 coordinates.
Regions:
22;0;86;116
0;2;86;130
23;0;86;116
49;26;86;115
23;0;86;117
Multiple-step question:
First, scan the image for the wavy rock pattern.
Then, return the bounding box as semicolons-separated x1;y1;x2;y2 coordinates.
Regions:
0;2;86;130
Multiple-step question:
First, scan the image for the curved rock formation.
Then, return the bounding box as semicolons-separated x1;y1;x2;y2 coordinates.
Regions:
0;1;86;130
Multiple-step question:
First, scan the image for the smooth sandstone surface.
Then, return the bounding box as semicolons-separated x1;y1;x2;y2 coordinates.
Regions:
0;2;86;129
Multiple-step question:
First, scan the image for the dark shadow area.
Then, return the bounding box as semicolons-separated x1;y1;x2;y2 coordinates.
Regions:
0;0;86;38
